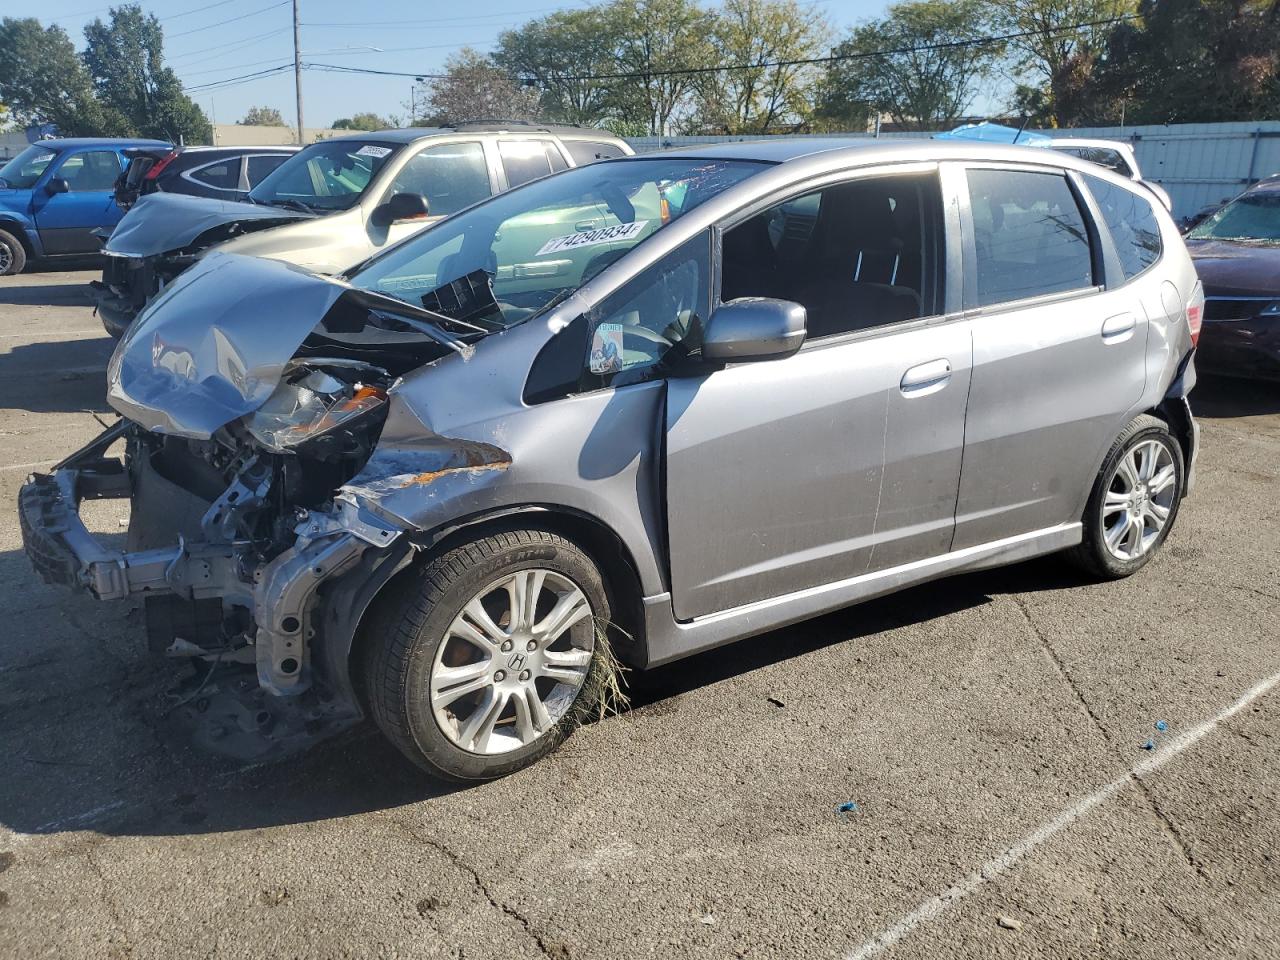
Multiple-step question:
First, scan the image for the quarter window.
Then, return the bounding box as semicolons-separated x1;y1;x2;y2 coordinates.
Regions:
966;169;1094;308
720;173;943;339
189;159;241;190
525;233;710;401
564;140;627;165
1085;175;1162;280
387;142;491;217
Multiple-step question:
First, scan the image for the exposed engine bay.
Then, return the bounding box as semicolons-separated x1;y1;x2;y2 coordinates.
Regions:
22;253;512;760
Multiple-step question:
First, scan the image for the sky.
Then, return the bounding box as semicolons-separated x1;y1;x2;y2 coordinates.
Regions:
29;0;895;130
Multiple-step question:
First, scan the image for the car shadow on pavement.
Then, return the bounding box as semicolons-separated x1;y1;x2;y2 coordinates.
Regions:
0;339;115;413
0;276;96;307
626;555;1088;711
1192;374;1280;418
0;551;1088;841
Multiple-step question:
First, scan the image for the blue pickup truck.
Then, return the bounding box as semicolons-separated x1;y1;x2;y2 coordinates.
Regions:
0;137;170;275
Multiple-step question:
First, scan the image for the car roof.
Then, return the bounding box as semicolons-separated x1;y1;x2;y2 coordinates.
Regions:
647;136;1095;168
1046;138;1134;153
33;137;171;150
323;123;625;144
1246;176;1280;195
178;145;298;153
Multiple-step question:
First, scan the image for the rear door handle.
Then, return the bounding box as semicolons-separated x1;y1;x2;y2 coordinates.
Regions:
1102;312;1136;343
900;358;952;397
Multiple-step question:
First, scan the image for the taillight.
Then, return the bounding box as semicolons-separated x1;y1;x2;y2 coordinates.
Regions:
1186;280;1204;347
144;151;179;181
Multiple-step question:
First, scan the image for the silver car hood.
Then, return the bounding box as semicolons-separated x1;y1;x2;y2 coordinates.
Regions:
106;253;350;437
104;192;311;258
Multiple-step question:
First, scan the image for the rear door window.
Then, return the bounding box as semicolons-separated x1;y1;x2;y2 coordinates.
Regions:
499;140;561;187
1085;175;1162;280
386;141;492;216
966;168;1095;307
563;140;628;165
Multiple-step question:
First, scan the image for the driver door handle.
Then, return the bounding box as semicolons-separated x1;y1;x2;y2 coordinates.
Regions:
900;359;952;397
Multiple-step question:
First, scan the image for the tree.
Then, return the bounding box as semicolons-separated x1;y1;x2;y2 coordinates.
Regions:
693;0;827;134
611;0;716;136
331;112;393;130
493;7;628;127
240;106;287;126
1085;0;1279;124
82;4;210;143
0;18;104;134
990;0;1135;126
418;48;540;126
819;0;1005;132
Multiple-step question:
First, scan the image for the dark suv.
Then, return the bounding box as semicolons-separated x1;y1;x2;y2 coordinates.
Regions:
114;145;298;210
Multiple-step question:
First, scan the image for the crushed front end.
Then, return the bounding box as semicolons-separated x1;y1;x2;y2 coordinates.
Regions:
20;252;487;760
20;362;407;758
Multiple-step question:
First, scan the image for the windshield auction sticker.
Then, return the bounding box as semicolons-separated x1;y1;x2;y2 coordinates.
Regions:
536;220;649;257
355;145;393;158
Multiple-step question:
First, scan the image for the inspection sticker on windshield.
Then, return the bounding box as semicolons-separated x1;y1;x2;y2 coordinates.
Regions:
590;323;623;374
537;220;649;257
355;145;392;158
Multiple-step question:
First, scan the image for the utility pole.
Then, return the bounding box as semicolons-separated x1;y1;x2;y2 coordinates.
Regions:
293;0;304;145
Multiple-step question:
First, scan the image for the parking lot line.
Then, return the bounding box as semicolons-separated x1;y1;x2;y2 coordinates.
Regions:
844;667;1280;960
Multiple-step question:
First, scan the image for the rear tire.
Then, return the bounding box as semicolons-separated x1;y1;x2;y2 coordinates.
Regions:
363;529;612;781
1068;414;1184;579
0;229;27;276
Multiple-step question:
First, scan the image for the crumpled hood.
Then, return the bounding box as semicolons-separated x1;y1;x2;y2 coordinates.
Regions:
106;252;350;437
104;191;310;258
1187;238;1280;298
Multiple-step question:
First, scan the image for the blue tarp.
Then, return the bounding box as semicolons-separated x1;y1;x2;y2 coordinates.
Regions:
934;122;1052;146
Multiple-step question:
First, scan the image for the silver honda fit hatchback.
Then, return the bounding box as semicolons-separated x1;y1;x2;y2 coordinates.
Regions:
21;140;1202;780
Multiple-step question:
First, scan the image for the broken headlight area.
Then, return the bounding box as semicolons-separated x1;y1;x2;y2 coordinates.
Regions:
19;361;405;760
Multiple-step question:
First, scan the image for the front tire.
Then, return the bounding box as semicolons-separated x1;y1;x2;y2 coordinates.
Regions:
1069;414;1185;579
364;529;611;781
0;229;27;276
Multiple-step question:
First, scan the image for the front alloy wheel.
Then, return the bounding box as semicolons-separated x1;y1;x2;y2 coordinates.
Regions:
432;570;594;755
364;528;611;781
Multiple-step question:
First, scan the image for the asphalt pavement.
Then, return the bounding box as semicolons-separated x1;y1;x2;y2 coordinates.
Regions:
0;267;1278;960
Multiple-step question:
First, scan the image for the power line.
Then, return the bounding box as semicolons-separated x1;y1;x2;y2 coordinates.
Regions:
161;0;250;21
167;0;289;39
170;27;291;64
183;62;293;92
300;7;571;27
546;14;1141;82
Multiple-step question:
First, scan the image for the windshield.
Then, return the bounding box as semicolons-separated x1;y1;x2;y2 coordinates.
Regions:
1188;190;1280;243
0;145;58;189
349;157;765;328
248;139;400;212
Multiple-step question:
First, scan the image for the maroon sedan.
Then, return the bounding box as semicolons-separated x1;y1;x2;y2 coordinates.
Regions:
1186;176;1280;380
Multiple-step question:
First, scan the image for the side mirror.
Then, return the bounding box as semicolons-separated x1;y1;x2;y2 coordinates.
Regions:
372;192;429;227
702;297;806;363
45;178;70;195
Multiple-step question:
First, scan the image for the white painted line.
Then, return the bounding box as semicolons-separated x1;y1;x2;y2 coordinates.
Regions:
845;669;1280;960
1;459;58;473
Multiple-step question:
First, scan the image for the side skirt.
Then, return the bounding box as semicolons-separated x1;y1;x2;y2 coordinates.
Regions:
640;523;1082;668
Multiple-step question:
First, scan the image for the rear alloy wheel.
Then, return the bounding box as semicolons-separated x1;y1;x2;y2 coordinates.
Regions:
0;229;27;276
1069;414;1184;579
364;529;611;781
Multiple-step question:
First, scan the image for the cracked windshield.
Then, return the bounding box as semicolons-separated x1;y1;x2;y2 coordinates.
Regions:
350;157;766;329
